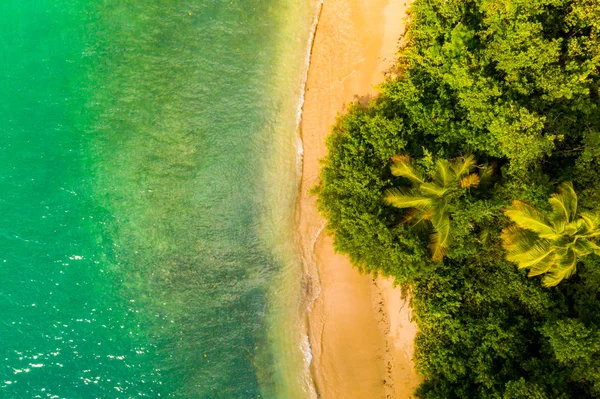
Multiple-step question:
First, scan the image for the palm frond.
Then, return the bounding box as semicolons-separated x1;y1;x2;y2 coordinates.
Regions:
548;182;577;223
549;212;567;234
583;229;600;239
459;173;480;189
527;253;558;278
501;226;538;254
572;238;600;256
403;208;431;232
391;154;410;164
384;188;433;209
542;250;578;287
508;239;554;269
430;215;451;261
390;155;425;184
574;219;591;236
564;222;580;236
580;212;600;231
451;154;476;178
432;159;454;188
504;201;555;236
419;182;448;198
431;198;449;225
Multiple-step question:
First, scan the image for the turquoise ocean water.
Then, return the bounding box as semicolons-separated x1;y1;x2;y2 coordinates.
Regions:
1;1;316;397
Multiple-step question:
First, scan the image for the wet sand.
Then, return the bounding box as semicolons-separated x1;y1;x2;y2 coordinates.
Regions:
296;0;421;398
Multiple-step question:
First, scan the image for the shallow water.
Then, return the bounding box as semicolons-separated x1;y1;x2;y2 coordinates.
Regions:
0;1;315;397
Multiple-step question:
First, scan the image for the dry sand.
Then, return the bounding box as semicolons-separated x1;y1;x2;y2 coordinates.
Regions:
296;0;421;398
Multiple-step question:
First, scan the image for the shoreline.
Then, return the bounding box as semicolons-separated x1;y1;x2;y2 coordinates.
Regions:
296;0;421;398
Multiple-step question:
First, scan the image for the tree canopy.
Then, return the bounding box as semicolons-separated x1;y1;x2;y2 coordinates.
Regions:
315;0;600;397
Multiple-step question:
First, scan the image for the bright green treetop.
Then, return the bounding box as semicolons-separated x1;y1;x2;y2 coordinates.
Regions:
383;154;485;261
502;182;600;287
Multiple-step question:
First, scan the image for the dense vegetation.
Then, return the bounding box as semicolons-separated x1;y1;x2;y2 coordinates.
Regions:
315;0;600;397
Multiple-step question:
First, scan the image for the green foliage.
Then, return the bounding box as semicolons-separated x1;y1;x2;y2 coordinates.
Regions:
315;0;600;397
503;379;550;399
541;318;600;396
315;103;430;279
502;182;600;286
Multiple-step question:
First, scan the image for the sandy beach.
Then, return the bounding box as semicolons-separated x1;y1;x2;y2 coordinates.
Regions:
297;0;421;398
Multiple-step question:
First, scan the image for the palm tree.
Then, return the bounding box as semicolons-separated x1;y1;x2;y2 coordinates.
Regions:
383;154;484;261
501;182;600;287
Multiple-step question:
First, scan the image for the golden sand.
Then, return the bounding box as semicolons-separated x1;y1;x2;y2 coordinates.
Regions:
296;0;421;397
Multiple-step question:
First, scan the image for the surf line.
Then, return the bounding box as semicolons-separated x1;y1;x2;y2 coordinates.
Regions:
294;0;324;398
